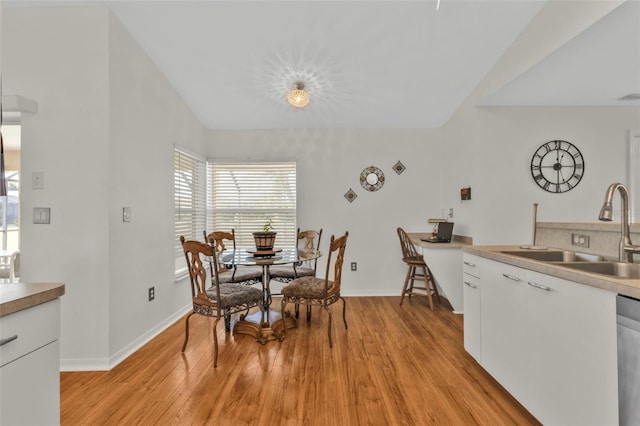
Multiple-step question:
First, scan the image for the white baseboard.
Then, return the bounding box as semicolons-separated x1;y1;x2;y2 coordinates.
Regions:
60;304;191;372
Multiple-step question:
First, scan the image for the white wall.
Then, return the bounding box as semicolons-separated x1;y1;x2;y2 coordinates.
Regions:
464;106;639;245
3;8;205;370
208;104;639;296
4;7;112;366
207;128;446;296
107;13;206;363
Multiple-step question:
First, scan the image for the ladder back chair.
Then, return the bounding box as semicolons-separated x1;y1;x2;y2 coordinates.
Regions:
280;231;349;347
397;227;441;310
181;236;264;368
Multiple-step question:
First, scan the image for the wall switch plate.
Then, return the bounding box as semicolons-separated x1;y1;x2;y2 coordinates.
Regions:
571;233;590;248
33;207;51;224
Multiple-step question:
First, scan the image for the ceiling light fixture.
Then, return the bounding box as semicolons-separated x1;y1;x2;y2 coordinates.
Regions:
287;82;310;108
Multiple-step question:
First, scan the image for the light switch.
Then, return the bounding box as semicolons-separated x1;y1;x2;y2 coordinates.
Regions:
33;207;51;224
32;172;44;190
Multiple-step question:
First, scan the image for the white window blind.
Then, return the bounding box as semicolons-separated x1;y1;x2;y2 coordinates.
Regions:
174;147;206;276
207;162;297;248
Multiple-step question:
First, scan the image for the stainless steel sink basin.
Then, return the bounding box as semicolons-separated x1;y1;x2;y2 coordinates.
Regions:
500;250;603;262
557;262;640;279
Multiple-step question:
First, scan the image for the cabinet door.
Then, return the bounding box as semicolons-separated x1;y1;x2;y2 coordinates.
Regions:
462;273;481;361
525;271;618;425
480;261;530;402
0;340;60;425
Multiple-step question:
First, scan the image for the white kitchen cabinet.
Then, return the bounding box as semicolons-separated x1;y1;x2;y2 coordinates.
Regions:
0;298;61;425
472;257;618;425
462;254;481;361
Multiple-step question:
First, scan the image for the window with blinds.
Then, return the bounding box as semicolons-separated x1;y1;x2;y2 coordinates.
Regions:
207;162;297;248
174;148;206;277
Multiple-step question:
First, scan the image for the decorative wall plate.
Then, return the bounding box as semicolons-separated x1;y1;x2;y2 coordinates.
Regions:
393;161;406;175
360;166;385;191
344;188;357;203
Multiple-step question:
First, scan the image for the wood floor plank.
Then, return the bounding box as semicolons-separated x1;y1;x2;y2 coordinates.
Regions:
61;296;540;425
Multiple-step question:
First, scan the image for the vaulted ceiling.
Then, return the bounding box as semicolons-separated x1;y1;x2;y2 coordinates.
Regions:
3;0;640;130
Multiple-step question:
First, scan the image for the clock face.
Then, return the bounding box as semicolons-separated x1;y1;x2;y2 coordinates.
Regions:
531;140;584;193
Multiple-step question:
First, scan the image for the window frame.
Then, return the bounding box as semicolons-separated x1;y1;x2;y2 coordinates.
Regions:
174;146;206;279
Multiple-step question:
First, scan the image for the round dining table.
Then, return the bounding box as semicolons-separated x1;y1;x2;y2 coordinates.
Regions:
219;247;321;343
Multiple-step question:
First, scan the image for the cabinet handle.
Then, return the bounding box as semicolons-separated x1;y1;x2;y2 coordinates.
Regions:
464;281;477;289
0;334;18;347
463;261;476;267
502;273;521;282
527;281;551;292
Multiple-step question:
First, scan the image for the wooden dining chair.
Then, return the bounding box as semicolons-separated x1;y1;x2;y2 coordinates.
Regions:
397;227;440;310
180;236;264;368
204;230;263;285
271;228;322;320
280;231;349;347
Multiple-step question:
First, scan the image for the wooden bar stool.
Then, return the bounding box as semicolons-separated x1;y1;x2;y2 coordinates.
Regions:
397;227;440;310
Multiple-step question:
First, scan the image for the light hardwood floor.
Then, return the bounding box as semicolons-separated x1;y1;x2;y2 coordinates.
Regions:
61;296;540;425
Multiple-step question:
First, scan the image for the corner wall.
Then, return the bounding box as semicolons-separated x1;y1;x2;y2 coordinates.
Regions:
3;7;206;370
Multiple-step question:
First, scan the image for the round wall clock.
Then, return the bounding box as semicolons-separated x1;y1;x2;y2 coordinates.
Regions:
531;140;584;193
360;166;385;191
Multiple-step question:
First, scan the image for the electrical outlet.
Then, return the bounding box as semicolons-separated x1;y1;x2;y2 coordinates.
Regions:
351;262;357;271
148;287;155;301
571;233;590;248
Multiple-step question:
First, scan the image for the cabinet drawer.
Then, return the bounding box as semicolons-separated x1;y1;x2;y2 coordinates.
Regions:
0;299;60;367
463;274;480;291
463;258;480;278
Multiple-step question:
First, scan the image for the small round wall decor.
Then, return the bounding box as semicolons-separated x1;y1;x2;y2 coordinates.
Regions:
531;140;584;193
360;166;385;192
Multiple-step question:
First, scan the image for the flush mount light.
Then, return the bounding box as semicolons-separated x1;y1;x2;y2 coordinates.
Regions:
287;82;310;108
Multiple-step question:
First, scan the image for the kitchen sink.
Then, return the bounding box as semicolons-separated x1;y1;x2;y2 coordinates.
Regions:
557;262;640;279
500;250;603;262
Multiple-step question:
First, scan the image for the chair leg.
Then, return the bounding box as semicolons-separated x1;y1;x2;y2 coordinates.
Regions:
212;317;220;368
224;313;231;332
428;267;442;304
181;312;194;352
341;297;348;330
306;305;312;322
400;266;413;305
280;298;289;340
408;266;418;294
324;305;333;348
294;303;300;319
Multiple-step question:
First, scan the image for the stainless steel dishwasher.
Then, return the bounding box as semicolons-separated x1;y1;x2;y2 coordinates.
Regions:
617;295;640;425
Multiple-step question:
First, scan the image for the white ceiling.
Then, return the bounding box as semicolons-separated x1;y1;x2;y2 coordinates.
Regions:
482;0;640;106
3;0;640;130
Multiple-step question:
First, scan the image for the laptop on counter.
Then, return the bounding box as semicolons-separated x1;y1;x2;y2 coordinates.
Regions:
422;222;454;243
